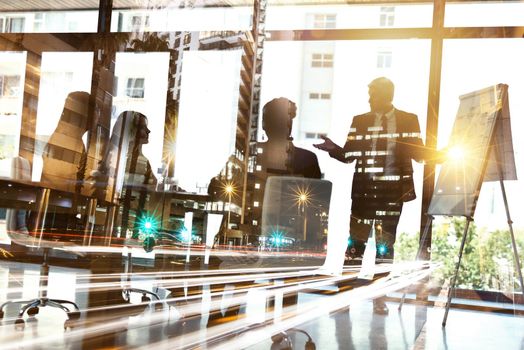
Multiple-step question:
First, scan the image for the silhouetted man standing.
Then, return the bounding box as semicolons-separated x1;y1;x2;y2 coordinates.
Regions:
315;77;429;313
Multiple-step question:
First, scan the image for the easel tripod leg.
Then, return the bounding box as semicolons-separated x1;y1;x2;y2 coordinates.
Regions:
499;180;524;299
442;217;471;327
508;224;524;299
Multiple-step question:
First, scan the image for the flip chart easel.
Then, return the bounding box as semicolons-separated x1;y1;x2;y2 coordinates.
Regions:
399;84;523;326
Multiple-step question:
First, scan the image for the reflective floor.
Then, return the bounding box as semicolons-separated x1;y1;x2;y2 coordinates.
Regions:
0;258;523;350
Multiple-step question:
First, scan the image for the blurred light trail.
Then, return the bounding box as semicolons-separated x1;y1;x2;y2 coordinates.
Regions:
0;261;432;349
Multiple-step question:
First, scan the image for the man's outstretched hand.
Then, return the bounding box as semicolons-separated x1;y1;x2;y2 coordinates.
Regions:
314;135;338;152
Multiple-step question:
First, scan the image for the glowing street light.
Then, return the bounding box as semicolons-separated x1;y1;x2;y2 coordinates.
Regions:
296;191;310;242
299;193;307;203
138;213;159;236
377;243;388;257
271;230;285;251
137;213;160;252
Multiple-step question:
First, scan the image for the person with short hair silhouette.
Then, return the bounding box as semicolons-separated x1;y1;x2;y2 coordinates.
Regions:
205;97;321;327
315;77;438;314
259;97;321;179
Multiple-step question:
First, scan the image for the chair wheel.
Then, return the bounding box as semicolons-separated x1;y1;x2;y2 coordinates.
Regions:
27;307;39;316
14;318;25;330
68;311;81;320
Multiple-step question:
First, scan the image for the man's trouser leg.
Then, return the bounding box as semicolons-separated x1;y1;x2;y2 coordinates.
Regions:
348;215;372;260
375;202;403;260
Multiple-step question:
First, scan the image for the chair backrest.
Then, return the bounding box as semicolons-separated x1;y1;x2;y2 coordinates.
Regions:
5;156;32;234
261;176;332;250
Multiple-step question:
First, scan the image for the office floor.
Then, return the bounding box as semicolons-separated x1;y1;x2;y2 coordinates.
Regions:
0;260;523;350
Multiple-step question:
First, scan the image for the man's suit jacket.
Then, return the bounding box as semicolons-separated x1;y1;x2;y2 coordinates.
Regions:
330;109;425;204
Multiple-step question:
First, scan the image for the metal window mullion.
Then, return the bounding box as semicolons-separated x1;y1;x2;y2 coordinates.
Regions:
419;0;445;262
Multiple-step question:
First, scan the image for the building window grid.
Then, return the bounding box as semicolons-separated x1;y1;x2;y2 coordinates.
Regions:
33;13;45;31
130;14;150;32
379;6;395;27
309;92;331;100
125;77;145;98
311;53;333;68
6;17;25;33
305;132;327;140
377;50;393;68
313;14;336;29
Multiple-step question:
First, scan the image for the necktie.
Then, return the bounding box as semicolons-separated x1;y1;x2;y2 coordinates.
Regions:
381;114;388;133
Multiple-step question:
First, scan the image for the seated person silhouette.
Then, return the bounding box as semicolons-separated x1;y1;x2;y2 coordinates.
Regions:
87;111;159;312
207;97;322;249
41;91;92;195
35;91;92;238
204;97;321;327
258;97;321;179
92;111;157;240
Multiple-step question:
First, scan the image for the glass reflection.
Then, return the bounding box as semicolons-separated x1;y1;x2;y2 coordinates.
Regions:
435;39;524;294
266;2;434;30
41;91;91;194
111;1;253;32
0;51;26;180
0;2;99;33
33;52;93;184
445;0;524;27
0;4;522;347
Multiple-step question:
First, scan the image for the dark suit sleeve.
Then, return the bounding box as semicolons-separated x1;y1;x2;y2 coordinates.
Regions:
329;117;359;164
308;153;322;179
402;114;427;163
293;147;322;179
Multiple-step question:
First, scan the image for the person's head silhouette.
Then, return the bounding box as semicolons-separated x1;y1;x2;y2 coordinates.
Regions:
368;77;394;114
92;111;153;201
262;97;297;141
110;111;151;152
55;91;91;134
41;91;92;193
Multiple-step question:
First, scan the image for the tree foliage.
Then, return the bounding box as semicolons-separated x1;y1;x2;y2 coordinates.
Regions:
395;218;524;292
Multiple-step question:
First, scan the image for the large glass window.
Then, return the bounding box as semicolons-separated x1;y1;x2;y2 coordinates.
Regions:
174;50;242;194
0;2;99;33
434;39;524;293
261;39;431;269
32;52;94;187
445;0;524;27
111;1;252;32
266;2;434;30
0;5;523;346
0;52;26;180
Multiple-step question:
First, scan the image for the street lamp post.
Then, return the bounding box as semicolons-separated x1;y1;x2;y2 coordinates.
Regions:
224;184;234;246
298;193;308;242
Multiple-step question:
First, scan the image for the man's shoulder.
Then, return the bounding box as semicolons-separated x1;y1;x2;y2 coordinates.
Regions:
395;109;418;120
353;112;374;119
294;146;318;160
351;112;374;125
